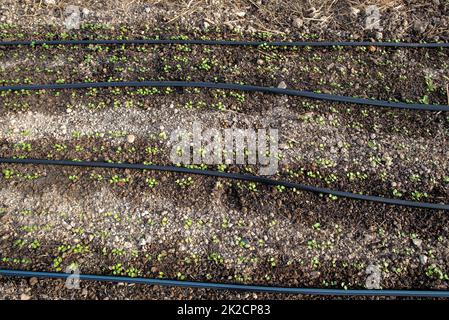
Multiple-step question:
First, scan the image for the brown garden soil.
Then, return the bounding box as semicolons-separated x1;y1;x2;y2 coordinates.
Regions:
0;2;449;300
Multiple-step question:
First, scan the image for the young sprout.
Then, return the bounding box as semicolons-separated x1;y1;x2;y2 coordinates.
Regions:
275;185;286;192
176;272;186;280
68;175;79;182
146;178;158;188
175;177;194;188
111;263;123;275
2;169;14;179
109;175;129;184
29;240;40;249
126;267;139;278
248;182;257;192
53;257;63;271
184;218;193;229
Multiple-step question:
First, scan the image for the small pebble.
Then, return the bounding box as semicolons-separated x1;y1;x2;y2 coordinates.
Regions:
413;20;426;34
20;293;31;300
29;277;38;286
277;81;287;89
351;7;360;15
419;255;428;265
412;238;423;248
127;134;136;143
292;17;303;28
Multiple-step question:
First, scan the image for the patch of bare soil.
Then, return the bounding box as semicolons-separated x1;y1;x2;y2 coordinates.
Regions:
0;1;448;41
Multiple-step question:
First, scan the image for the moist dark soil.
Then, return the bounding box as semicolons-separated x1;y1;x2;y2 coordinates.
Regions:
1;22;449;300
1;165;449;292
1;35;449;105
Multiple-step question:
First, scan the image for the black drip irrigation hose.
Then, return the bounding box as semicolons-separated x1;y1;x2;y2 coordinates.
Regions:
1;157;448;211
0;39;449;48
1;81;449;111
0;269;449;297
